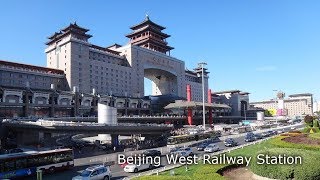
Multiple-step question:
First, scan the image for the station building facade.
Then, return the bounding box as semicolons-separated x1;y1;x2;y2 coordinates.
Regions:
45;17;209;102
0;17;209;118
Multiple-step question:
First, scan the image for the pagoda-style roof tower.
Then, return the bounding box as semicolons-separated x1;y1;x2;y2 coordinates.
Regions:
126;15;174;54
46;22;92;45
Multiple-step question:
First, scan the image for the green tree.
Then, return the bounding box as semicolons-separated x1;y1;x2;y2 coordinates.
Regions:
304;115;314;127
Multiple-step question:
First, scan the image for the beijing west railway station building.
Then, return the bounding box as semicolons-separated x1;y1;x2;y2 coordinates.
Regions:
0;16;243;125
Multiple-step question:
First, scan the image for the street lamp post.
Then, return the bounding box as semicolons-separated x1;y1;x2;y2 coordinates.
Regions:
198;62;207;129
273;90;278;125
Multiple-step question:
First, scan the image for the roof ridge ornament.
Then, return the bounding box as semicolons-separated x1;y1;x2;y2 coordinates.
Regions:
145;14;149;20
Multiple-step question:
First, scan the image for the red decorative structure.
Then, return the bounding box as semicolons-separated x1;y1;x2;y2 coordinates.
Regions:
187;84;193;125
208;89;213;126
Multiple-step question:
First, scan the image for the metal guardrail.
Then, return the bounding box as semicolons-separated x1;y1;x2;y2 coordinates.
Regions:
125;123;303;179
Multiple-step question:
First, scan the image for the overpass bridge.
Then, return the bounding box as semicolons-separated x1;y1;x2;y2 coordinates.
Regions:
41;116;186;123
2;120;173;146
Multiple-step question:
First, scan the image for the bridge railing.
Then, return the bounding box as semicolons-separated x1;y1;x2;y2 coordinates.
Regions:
3;119;173;128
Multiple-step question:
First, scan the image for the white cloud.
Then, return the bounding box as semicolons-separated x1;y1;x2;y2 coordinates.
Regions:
255;66;277;72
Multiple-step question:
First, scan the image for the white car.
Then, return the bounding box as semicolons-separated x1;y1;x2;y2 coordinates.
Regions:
72;165;111;180
124;163;153;173
204;144;219;153
277;130;284;134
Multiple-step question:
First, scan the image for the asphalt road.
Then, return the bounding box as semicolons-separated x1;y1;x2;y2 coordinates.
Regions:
26;124;303;180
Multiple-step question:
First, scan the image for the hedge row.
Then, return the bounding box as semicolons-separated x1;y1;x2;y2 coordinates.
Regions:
251;148;320;180
269;135;320;151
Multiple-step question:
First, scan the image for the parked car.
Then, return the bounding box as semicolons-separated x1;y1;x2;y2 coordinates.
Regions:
197;143;209;151
142;150;161;157
72;164;112;180
204;144;220;153
224;138;238;147
124;161;153;173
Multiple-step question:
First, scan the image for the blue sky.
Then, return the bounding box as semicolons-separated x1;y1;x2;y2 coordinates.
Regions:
0;1;319;102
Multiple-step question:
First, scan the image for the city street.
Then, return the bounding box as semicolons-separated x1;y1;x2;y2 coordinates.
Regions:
25;124;303;180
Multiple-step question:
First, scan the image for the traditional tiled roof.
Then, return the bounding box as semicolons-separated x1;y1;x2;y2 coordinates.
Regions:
0;60;64;75
130;16;165;30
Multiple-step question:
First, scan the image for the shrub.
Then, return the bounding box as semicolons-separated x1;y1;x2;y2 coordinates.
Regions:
251;148;320;180
302;127;320;133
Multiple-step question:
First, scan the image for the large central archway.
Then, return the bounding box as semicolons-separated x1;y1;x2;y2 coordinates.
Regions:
144;68;178;96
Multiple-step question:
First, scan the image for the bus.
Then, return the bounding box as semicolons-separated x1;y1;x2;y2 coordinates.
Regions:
0;148;74;179
167;132;216;146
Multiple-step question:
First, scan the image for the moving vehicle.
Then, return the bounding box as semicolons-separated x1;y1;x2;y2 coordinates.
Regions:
124;162;153;173
204;144;219;153
0;148;74;179
72;164;111;180
262;132;270;137
142;150;161;157
254;133;263;140
244;135;255;142
169;147;181;154
176;147;194;157
197;143;209;151
167;132;213;145
267;130;276;136
224;138;238;147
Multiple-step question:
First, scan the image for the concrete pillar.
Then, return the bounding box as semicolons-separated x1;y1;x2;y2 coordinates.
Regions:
98;103;117;142
23;91;31;117
208;89;213;126
111;134;119;148
186;84;193;125
73;86;80;117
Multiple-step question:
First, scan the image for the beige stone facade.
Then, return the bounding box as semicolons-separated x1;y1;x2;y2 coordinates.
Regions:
0;60;68;91
45;21;209;102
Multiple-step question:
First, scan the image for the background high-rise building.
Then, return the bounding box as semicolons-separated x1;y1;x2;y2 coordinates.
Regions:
251;93;313;117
